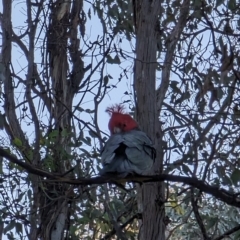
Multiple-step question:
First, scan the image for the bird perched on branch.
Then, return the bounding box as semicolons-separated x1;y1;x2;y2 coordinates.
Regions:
100;104;156;178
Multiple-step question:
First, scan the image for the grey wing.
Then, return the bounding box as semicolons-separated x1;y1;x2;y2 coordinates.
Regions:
100;134;134;177
101;134;123;165
123;130;155;174
100;130;155;176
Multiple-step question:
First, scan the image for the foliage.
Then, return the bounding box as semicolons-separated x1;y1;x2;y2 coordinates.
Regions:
0;0;240;239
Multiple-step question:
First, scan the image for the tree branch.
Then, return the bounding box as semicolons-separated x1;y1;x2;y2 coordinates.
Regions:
213;224;240;240
0;146;240;209
100;213;141;240
103;184;128;240
0;147;58;178
191;188;210;240
156;0;190;113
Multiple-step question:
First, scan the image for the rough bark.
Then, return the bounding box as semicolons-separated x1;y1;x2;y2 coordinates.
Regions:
1;0;85;239
134;0;165;239
39;1;84;239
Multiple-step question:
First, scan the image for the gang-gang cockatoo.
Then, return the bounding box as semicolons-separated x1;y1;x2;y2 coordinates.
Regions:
100;104;156;177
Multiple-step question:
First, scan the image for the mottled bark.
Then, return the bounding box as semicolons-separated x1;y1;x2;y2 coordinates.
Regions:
39;1;84;239
1;0;85;239
134;0;165;239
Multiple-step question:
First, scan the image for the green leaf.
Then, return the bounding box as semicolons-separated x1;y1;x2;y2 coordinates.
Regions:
193;0;201;7
103;75;109;86
216;0;224;7
206;216;218;230
228;0;236;11
182;164;191;176
0;114;4;129
85;109;95;113
13;138;22;147
106;54;121;64
218;36;224;52
170;80;180;93
75;106;84;112
113;55;121;64
6;232;15;240
15;222;22;234
87;8;91;19
106;55;114;64
61;128;70;137
26;149;33;161
222;175;232;186
89;130;98;138
234;230;240;240
110;4;119;18
49;130;59;140
185;62;192;74
182;132;190;145
172;0;181;8
17;192;25;202
27;189;32;200
231;169;240;186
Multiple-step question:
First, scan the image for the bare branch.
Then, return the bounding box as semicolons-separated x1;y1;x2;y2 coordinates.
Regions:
213;224;240;240
1;146;240;210
156;0;191;113
26;0;41;164
191;188;210;240
1;0;31;160
103;185;128;240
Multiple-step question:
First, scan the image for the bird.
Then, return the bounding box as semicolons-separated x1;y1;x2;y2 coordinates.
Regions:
100;104;156;178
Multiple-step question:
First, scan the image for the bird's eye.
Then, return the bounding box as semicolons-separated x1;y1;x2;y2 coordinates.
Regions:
116;122;126;131
122;123;127;129
117;122;126;128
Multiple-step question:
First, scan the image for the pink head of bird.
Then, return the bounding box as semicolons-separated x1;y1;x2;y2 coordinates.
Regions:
106;104;138;134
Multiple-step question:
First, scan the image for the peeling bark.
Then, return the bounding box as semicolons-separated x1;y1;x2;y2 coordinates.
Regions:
39;1;84;239
1;0;85;239
134;0;165;239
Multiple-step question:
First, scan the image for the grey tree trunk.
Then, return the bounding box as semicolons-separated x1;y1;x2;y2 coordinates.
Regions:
38;1;84;239
134;0;165;239
1;0;85;239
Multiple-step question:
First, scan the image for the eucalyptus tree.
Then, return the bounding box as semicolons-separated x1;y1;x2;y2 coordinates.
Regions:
1;0;240;239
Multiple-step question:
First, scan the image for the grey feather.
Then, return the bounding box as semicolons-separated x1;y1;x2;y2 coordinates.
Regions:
100;129;155;176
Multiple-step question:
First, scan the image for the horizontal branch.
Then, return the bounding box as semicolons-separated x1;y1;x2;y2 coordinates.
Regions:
213;224;240;240
0;147;60;178
0;146;240;209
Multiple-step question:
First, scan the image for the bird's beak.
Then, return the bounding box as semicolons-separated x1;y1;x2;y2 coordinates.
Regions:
113;127;122;133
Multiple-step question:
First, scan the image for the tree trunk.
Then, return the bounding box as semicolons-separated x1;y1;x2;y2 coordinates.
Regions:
134;1;165;239
1;0;85;239
39;1;84;239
